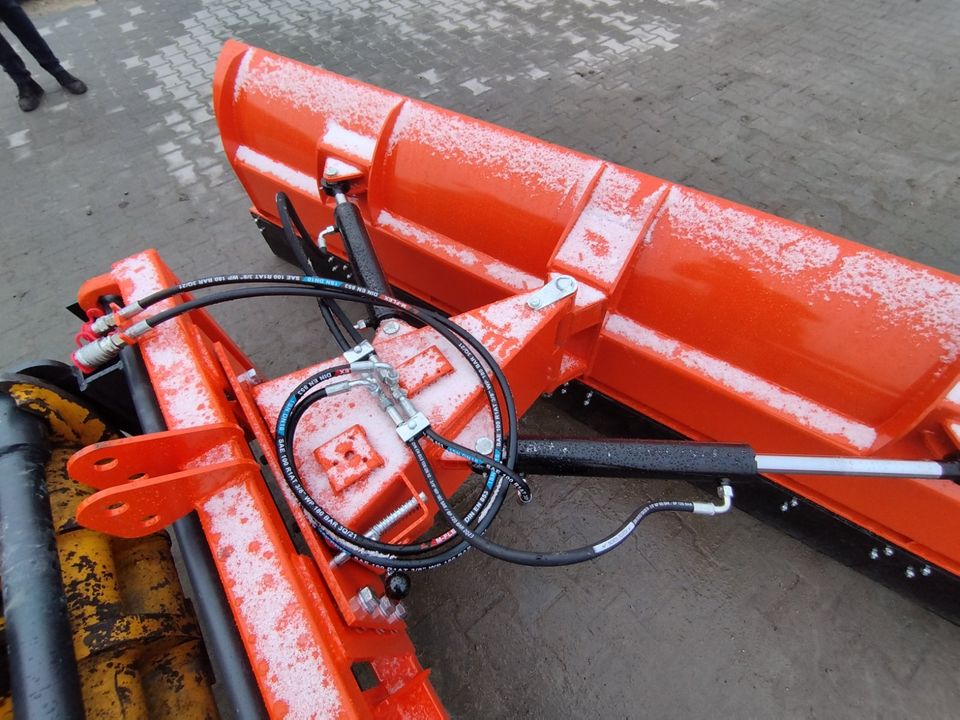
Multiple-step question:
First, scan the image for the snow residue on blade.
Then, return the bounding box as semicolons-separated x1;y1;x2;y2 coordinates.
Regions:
555;169;667;285
604;314;878;450
948;382;960;405
378;209;542;290
826;252;960;362
236;145;319;198
663;186;841;277
233;47;255;103
323;157;362;177
204;484;342;719
573;281;606;309
387;102;600;196
322;121;376;161
378;210;479;266
241;55;398;128
559;353;586;378
486;260;542;291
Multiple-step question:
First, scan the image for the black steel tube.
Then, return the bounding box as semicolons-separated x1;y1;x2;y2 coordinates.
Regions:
0;395;84;720
118;344;268;720
333;200;396;323
515;438;759;478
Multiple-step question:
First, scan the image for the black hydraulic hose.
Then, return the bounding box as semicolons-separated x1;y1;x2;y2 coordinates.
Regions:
277;366;501;561
276;192;360;350
118;344;268;720
424;428;530;499
139;285;520;479
0;395;85;720
410;438;696;567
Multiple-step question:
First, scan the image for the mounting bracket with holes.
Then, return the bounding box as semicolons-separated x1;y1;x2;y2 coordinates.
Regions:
68;423;260;538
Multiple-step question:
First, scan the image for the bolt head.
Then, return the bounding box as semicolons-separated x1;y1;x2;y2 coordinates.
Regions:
555;276;575;291
869;548;879;560
789;498;799;508
780;502;790;512
528;297;542;309
921;565;932;577
357;586;379;614
383;320;400;335
325;168;339;177
883;546;894;557
905;566;916;579
475;437;494;455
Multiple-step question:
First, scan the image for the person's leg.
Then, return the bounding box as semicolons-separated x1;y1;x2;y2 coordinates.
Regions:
0;1;85;96
0;1;62;74
0;28;43;111
0;28;31;84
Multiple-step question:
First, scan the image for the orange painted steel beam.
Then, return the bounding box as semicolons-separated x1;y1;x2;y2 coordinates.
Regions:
211;41;960;574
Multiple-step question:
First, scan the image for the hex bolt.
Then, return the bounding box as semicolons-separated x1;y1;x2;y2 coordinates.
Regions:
869;547;879;560
527;297;542;309
789;498;799;508
475;437;494;455
905;566;916;579
921;565;932;577
583;390;594;407
883;546;894;557
383;320;400;335
559;383;568;395
378;596;394;618
325;168;339;178
780;501;790;513
356;586;379;615
393;602;409;621
555;276;575;291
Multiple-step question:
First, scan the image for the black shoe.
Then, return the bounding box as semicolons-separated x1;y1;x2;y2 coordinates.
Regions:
16;79;43;112
53;70;87;95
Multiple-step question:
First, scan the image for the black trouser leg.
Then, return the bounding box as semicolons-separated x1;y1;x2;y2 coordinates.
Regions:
0;30;31;85
0;4;61;82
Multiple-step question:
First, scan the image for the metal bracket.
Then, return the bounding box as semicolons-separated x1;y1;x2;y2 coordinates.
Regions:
69;423;259;538
343;341;375;364
527;275;578;310
396;412;430;442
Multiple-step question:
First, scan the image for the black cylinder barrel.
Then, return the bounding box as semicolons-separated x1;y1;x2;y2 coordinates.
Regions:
0;395;85;720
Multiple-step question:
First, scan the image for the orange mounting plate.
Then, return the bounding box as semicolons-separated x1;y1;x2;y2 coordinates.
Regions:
70;423;260;538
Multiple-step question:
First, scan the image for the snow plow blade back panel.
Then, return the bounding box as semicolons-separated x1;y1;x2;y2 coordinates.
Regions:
212;41;960;573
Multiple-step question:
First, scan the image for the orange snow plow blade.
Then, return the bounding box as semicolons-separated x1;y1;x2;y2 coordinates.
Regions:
212;41;960;573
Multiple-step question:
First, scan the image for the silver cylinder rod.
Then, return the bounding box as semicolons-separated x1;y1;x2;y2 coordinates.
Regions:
755;455;956;479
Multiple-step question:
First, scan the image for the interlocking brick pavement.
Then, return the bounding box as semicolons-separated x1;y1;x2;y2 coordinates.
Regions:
1;0;958;717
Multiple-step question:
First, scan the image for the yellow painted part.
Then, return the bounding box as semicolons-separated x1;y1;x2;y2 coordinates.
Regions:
0;381;219;719
44;447;220;719
5;382;113;446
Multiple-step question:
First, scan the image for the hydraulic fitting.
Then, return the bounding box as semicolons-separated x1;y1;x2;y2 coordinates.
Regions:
691;482;734;516
71;320;151;373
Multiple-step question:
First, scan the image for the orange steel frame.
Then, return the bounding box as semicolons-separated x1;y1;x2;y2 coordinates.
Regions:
63;40;959;719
